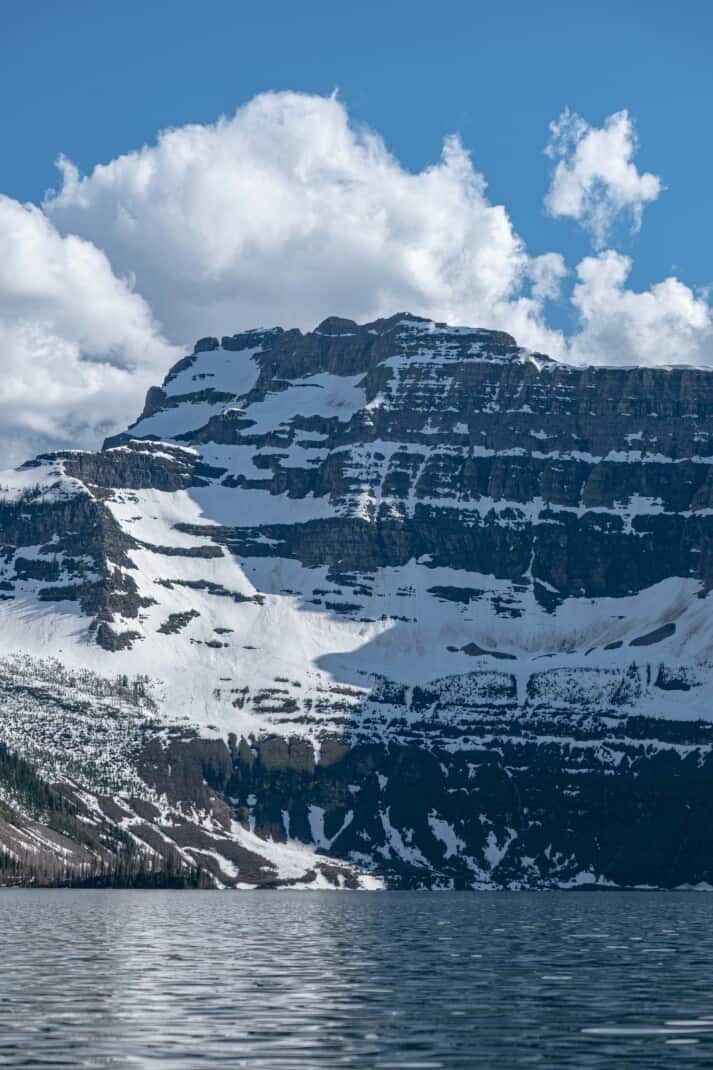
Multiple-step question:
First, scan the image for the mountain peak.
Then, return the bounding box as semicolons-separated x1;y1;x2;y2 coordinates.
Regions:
314;315;359;335
4;311;713;889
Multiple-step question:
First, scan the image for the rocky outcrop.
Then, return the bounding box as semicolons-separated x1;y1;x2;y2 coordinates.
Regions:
0;659;377;889
3;313;713;888
227;725;713;889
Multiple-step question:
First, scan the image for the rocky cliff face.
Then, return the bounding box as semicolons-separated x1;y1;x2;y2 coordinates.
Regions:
2;313;713;888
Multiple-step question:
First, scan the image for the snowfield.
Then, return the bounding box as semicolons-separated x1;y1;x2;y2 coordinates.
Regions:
3;314;713;889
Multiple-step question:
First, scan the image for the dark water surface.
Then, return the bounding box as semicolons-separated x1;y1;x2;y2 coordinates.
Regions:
2;890;713;1067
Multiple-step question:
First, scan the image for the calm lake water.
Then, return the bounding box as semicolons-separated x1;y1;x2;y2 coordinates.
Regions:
2;890;713;1067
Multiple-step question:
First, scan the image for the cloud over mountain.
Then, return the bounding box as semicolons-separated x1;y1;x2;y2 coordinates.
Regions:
0;92;710;465
45;91;563;354
0;195;179;465
570;251;713;367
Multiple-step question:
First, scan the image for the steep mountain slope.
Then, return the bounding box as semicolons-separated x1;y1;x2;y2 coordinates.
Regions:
2;313;713;888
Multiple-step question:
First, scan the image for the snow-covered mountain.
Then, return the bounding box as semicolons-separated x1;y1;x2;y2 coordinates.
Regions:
3;312;713;888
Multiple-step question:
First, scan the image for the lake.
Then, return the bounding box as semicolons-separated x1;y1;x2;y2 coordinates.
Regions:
2;890;713;1067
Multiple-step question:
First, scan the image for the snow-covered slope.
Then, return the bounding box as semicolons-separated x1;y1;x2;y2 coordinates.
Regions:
3;313;713;888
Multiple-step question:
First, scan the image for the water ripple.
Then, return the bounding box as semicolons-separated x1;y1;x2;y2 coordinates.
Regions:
1;890;713;1067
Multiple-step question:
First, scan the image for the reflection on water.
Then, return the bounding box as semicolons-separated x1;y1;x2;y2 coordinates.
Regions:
2;890;713;1067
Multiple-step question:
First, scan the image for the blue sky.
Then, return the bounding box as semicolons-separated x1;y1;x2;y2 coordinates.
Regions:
0;0;712;463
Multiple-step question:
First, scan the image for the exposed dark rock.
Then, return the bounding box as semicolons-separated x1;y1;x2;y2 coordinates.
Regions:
428;586;484;604
158;610;200;635
194;337;220;354
654;665;694;691
140;385;167;421
226;727;713;889
155;577;261;603
6;314;713;889
95;623;141;651
461;643;516;660
630;622;677;646
14;557;61;582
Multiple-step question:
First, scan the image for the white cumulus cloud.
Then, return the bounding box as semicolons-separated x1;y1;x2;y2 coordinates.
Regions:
569;250;713;366
45;91;562;356
0;195;179;465
545;108;663;248
0;91;711;468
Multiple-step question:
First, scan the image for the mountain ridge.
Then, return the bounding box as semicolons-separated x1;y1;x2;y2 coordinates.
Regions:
2;313;713;888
